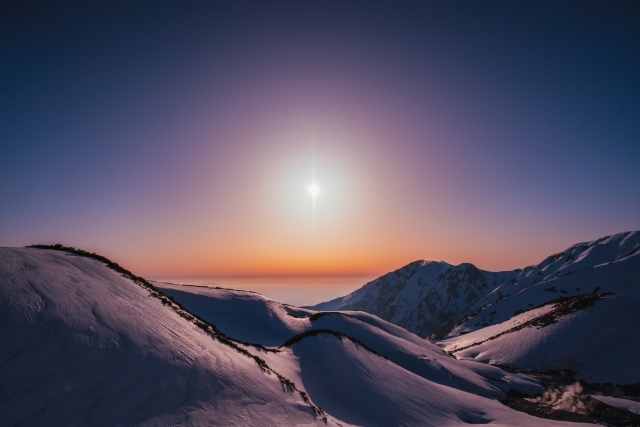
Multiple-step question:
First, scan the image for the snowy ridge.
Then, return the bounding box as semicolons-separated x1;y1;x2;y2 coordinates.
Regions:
0;248;327;426
311;231;640;342
310;260;495;339
311;231;640;385
157;281;588;426
1;247;591;426
440;291;640;384
470;230;640;313
157;283;541;400
438;232;640;385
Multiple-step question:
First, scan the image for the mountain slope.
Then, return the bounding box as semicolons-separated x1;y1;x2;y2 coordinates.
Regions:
157;283;543;400
0;246;619;425
310;231;640;340
157;283;590;426
286;333;542;427
0;248;326;426
310;231;640;386
310;260;495;339
440;255;640;384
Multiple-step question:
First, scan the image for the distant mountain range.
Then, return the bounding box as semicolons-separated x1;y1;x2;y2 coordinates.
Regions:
311;231;640;384
2;233;639;425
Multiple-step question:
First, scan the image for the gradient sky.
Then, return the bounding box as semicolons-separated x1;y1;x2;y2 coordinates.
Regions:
2;1;639;289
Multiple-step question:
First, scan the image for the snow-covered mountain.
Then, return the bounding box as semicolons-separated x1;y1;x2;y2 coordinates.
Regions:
311;260;495;339
440;231;640;385
0;247;326;426
1;246;594;426
312;231;640;385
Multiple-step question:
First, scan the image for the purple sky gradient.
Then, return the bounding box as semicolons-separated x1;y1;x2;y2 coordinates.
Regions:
1;1;639;293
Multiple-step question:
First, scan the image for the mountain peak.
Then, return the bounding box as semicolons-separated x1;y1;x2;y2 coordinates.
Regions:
310;230;640;340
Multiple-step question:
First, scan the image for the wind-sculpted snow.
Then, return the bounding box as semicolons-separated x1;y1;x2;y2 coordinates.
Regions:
282;333;586;426
158;283;548;398
157;284;303;347
0;248;327;426
441;292;640;384
308;313;546;398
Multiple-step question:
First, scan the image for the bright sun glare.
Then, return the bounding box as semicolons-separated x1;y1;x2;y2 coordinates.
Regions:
308;183;319;196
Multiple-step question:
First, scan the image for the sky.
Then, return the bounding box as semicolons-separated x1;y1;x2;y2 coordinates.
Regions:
1;1;639;303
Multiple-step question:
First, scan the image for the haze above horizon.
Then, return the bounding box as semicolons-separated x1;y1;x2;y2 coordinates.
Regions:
2;1;639;282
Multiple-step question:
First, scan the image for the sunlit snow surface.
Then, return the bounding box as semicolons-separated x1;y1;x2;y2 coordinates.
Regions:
156;283;586;426
0;248;591;426
0;249;325;426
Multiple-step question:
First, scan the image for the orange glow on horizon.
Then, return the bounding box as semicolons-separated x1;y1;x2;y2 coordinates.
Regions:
121;230;569;281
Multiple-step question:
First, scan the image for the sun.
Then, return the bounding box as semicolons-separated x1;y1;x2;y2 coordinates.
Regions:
308;183;319;197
